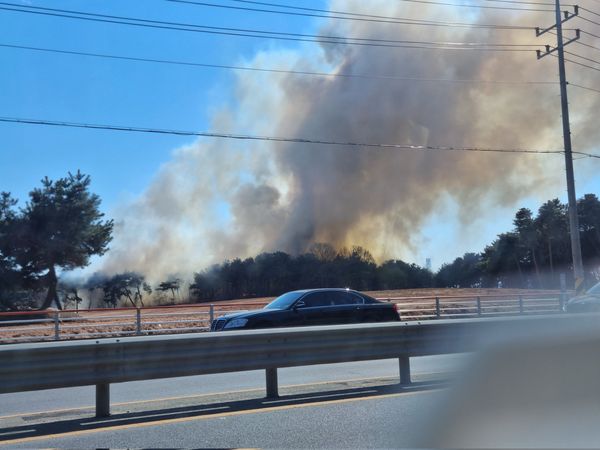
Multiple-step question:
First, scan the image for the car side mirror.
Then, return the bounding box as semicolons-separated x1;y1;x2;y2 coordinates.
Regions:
294;300;305;310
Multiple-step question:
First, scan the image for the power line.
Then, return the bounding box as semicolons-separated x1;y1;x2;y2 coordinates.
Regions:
0;4;543;51
0;2;535;33
580;29;600;39
394;0;555;11
565;50;600;65
167;0;552;29
578;14;600;26
482;0;569;5
234;0;561;11
563;54;600;71
579;6;600;17
0;42;559;85
570;82;600;93
3;116;593;157
573;39;600;53
548;30;600;53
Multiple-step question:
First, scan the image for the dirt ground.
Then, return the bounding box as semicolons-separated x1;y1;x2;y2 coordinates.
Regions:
0;288;563;344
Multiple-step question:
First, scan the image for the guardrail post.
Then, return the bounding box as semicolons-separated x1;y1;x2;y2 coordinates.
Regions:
209;304;214;325
519;295;524;314
266;368;279;398
136;308;142;335
476;296;482;317
399;356;411;385
435;297;441;319
53;311;60;341
96;383;110;417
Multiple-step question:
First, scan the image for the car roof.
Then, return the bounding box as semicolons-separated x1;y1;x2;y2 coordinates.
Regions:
287;288;363;295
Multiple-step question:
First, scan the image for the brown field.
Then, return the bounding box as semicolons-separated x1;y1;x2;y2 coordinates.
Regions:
0;288;564;344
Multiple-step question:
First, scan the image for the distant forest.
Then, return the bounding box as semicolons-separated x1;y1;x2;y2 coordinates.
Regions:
1;171;599;310
190;194;600;301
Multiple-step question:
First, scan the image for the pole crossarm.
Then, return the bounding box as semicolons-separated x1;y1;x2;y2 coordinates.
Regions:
536;5;579;36
537;29;580;59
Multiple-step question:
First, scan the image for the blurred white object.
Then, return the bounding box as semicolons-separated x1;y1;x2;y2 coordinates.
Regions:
421;316;600;448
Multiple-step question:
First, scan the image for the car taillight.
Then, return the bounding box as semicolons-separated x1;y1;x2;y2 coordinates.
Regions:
392;303;400;318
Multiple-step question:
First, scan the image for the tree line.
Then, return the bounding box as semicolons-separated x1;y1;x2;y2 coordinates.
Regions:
189;195;600;300
189;244;433;301
437;195;600;290
1;172;599;310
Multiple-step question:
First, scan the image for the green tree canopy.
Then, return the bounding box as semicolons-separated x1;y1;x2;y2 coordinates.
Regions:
2;172;113;310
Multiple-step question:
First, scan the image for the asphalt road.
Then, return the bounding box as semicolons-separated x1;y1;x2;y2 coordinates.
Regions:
0;354;468;448
1;387;444;448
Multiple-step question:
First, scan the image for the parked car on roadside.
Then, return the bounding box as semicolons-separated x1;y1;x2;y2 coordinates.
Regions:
210;288;400;331
564;281;600;313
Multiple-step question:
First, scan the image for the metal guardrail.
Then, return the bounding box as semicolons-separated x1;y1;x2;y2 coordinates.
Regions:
0;313;592;418
386;293;566;319
0;292;566;344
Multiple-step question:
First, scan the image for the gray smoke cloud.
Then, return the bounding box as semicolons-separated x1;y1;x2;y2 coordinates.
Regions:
99;0;600;281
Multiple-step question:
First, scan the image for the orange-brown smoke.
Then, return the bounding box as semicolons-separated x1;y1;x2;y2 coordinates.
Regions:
99;1;600;281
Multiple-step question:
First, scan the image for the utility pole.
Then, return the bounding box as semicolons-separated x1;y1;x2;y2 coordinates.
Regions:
536;2;585;292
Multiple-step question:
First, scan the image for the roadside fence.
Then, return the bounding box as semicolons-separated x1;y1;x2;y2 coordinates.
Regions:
0;291;566;344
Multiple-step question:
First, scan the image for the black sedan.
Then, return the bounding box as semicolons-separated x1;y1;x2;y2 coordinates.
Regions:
564;281;600;312
210;288;400;331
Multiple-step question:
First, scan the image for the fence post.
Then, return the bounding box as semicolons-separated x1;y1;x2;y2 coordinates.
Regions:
209;304;214;325
53;311;60;341
435;297;441;319
399;356;411;385
518;295;524;314
96;383;110;417
266;368;279;398
560;273;567;311
136;308;142;335
476;296;482;317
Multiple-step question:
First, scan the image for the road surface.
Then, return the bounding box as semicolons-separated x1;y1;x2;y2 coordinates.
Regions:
0;354;468;447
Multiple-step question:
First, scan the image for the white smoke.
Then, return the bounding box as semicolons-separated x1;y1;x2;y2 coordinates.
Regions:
98;1;600;281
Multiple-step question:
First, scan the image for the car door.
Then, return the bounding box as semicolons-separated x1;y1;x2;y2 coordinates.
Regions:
330;291;363;323
296;292;335;325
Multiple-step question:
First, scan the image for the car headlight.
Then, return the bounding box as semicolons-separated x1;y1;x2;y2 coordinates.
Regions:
223;318;248;329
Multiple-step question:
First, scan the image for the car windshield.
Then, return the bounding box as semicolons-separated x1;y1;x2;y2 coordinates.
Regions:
264;291;305;310
588;282;600;295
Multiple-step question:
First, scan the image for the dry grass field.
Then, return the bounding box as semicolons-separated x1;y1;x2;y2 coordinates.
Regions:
0;288;564;343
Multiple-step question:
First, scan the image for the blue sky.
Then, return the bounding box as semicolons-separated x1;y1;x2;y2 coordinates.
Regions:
1;0;325;203
2;0;599;275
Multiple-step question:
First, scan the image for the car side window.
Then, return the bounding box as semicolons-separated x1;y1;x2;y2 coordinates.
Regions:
302;292;332;307
330;291;362;305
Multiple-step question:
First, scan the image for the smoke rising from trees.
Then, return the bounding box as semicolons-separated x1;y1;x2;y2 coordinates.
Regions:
99;1;600;281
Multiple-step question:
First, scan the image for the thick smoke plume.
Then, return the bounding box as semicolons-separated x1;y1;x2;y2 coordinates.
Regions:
100;1;600;281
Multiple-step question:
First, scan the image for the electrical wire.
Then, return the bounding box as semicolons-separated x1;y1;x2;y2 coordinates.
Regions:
0;4;543;51
570;82;600;93
565;50;600;66
563;55;600;71
577;14;600;26
546;30;600;54
579;6;600;18
232;0;562;12
394;0;554;11
3;116;592;157
573;39;600;54
0;42;559;85
580;30;600;40
166;0;551;29
481;0;568;5
0;2;535;34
